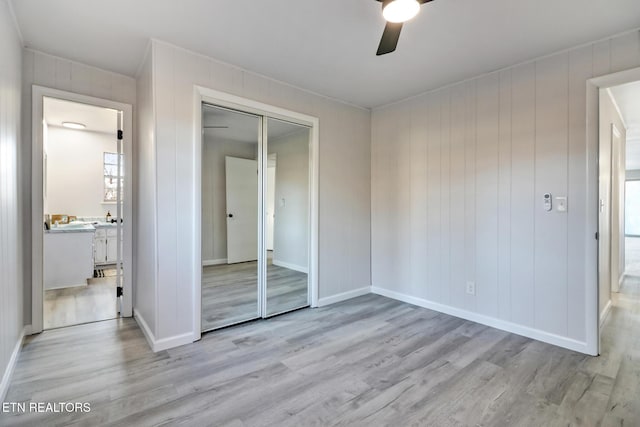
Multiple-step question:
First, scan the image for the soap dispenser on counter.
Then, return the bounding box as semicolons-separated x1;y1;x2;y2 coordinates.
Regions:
106;211;112;223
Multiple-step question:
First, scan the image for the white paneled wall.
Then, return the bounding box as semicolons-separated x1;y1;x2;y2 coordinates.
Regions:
134;45;156;335
21;49;136;325
0;0;23;401
142;40;371;343
372;30;640;353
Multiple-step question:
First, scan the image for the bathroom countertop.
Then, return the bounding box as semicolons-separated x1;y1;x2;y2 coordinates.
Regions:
46;224;96;234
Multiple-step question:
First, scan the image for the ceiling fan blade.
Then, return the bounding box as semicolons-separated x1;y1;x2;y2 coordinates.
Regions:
203;126;229;129
417;0;434;3
376;22;403;56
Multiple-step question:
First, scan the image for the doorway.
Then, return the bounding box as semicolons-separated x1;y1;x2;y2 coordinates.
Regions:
597;76;640;342
32;87;133;333
199;98;316;333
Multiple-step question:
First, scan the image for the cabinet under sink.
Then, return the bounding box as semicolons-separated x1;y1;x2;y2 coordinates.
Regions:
94;227;121;266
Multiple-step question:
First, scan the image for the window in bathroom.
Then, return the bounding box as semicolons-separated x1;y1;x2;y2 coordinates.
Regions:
103;152;124;202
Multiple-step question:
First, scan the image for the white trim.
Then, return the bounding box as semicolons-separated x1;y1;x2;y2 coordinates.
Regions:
600;300;613;328
134;309;193;352
587;66;640;357
31;86;134;334
202;258;228;266
371;287;592;355
318;286;371;307
193;87;320;341
0;326;27;402
272;259;308;274
606;89;628;130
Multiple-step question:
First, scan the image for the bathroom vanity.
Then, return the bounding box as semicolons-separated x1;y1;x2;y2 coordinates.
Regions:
44;223;95;289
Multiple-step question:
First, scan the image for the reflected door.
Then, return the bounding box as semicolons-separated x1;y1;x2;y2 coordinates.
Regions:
225;156;258;263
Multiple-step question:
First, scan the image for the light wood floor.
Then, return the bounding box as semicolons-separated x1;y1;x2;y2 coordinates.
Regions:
3;279;640;425
44;273;118;330
202;257;308;331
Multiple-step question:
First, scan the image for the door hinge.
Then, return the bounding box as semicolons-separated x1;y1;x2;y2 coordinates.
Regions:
117;130;123;140
117;286;123;297
595;232;599;240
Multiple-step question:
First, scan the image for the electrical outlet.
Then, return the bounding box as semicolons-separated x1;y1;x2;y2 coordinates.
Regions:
466;281;476;295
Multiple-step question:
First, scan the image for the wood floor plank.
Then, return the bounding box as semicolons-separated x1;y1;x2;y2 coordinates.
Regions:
3;274;640;426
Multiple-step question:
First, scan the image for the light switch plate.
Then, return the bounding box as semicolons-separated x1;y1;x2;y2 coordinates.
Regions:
556;196;567;212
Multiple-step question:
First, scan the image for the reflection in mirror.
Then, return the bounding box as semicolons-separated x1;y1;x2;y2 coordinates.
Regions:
265;118;310;316
201;103;260;331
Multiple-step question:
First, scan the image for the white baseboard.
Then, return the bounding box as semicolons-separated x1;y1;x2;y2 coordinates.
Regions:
203;258;227;266
371;286;591;355
317;286;371;307
134;309;194;352
1;326;27;403
600;300;613;328
272;259;308;274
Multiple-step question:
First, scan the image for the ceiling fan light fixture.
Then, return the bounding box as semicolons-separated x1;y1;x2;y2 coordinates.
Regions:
383;0;420;23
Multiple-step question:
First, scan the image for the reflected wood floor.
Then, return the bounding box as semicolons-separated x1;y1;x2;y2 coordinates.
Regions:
3;282;640;426
202;257;308;331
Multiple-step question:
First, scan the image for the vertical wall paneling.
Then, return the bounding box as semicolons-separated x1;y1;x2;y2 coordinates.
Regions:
153;44;179;339
409;98;428;299
134;44;157;336
448;83;467;309
371;30;640;352
497;69;512;321
426;92;442;302
506;62;536;328
0;0;23;401
475;73;500;318
567;45;593;342
440;89;452;306
464;80;477;312
398;102;413;296
534;53;569;336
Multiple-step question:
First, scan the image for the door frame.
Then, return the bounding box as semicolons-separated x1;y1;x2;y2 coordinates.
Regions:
587;66;640;356
31;85;134;334
193;86;320;340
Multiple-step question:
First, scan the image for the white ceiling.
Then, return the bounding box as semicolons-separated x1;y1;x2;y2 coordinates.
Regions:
43;97;117;134
12;0;640;108
203;104;307;144
610;81;640;171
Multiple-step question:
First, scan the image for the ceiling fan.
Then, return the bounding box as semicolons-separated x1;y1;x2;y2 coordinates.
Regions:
375;0;432;55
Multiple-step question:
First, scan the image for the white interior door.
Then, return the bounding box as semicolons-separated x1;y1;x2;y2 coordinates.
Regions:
226;156;258;264
598;123;613;320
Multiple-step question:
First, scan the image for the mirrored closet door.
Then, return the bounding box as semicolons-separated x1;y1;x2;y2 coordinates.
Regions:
264;118;310;316
201;104;311;332
201;104;261;331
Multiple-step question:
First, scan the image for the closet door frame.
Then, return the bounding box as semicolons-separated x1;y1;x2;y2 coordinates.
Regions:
194;86;319;340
